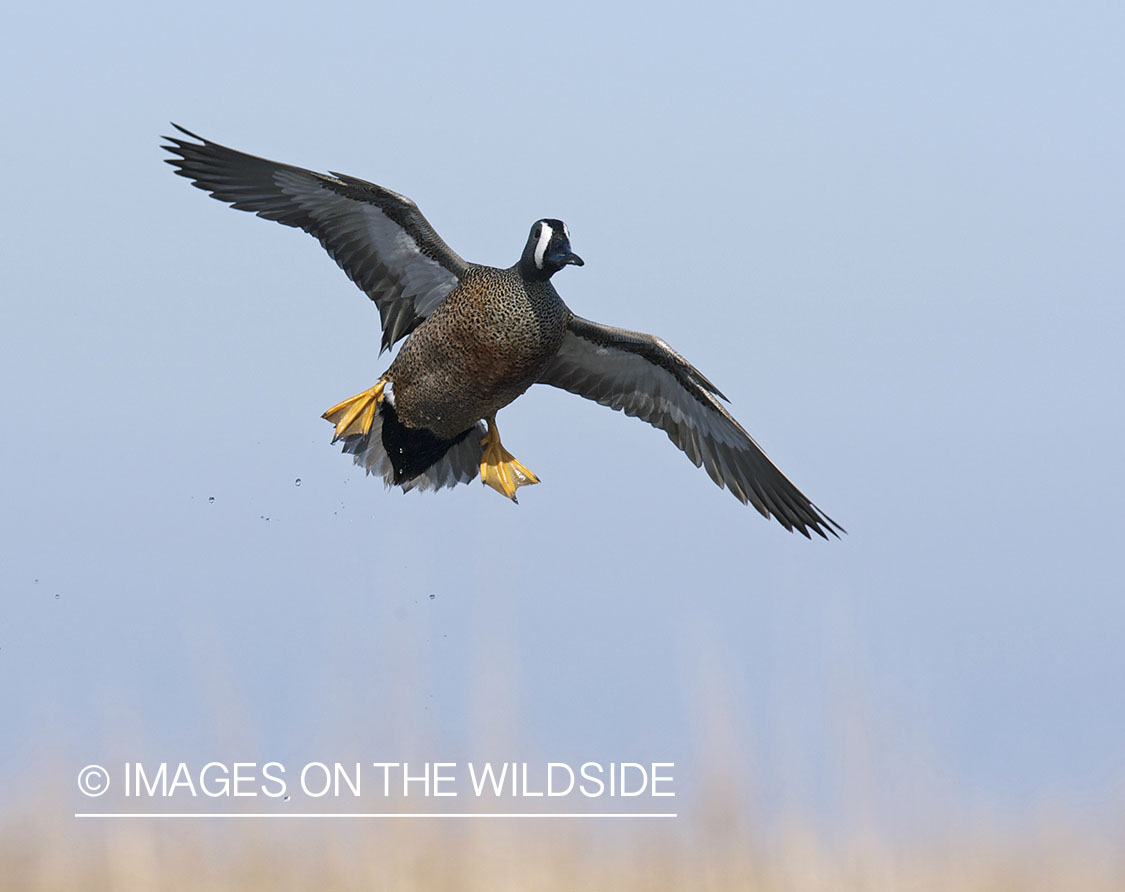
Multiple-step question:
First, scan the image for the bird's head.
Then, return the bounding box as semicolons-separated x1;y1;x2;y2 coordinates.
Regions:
520;218;584;280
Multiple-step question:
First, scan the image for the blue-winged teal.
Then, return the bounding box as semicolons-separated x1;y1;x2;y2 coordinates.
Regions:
164;126;842;538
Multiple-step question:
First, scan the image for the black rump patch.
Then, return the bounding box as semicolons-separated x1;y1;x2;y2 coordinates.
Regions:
380;400;474;484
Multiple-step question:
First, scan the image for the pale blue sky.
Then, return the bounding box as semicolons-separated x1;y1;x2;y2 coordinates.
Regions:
2;0;1123;834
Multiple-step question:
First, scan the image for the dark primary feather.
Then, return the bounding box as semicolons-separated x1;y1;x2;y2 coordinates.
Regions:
537;316;844;538
162;124;466;352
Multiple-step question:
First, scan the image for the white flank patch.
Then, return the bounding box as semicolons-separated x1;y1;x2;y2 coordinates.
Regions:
533;221;554;269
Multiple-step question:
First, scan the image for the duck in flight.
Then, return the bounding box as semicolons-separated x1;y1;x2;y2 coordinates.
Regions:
163;125;842;538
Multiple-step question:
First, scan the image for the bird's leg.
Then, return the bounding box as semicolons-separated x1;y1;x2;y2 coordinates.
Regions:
479;415;539;503
322;378;388;442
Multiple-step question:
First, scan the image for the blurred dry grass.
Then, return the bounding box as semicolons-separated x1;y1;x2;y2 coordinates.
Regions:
6;617;1122;889
3;800;1123;891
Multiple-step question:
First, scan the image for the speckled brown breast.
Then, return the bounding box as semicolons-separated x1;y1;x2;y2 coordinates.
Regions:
385;264;571;439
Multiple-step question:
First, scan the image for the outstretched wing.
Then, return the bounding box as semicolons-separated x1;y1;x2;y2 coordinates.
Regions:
163;124;467;352
537;316;843;538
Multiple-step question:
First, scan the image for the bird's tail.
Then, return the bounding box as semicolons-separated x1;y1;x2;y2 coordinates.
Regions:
329;392;484;493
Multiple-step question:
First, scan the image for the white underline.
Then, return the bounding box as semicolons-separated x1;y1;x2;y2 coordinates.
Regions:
75;812;677;819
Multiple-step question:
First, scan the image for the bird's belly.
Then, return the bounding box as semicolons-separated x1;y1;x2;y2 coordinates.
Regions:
387;309;564;439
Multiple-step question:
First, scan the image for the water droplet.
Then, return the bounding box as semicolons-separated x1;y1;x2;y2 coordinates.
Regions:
429;593;436;601
208;496;215;505
294;478;301;487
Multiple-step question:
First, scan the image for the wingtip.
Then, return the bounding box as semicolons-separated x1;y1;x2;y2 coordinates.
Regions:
814;512;846;539
161;123;205;153
169;122;204;141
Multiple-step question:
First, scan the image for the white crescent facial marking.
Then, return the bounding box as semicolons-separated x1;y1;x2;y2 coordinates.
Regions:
534;221;554;270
